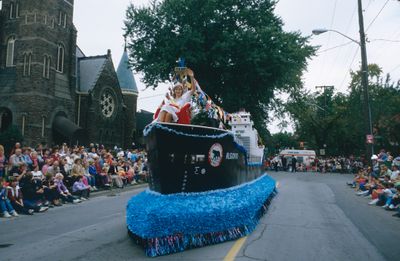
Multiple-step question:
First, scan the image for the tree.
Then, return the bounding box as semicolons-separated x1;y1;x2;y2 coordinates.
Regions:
267;132;297;155
124;0;316;139
348;64;400;153
285;88;348;155
284;63;400;156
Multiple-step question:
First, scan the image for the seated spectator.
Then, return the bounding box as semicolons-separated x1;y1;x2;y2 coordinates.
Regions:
94;156;109;188
54;173;80;204
42;173;62;207
389;185;400;214
46;160;61;177
379;182;396;208
108;161;123;188
41;158;53;176
379;165;392;180
7;177;34;215
133;157;147;183
117;161;128;185
19;172;49;212
9;148;24;174
32;165;44;181
99;165;111;188
391;165;400;182
123;161;134;184
84;160;97;191
368;179;385;205
71;158;85;178
58;158;68;177
0;145;8;179
1;178;19;217
22;147;33;170
72;176;90;200
30;151;41;171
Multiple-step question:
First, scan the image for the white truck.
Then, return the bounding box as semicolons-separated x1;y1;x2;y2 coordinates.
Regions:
279;149;316;170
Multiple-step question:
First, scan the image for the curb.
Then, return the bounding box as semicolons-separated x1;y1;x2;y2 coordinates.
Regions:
90;183;149;198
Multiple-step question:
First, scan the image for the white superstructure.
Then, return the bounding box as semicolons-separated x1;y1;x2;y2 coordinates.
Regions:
229;111;264;164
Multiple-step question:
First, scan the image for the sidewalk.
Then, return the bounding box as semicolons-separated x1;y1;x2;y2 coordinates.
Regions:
89;183;149;198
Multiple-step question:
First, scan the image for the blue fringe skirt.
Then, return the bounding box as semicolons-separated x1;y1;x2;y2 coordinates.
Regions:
126;174;277;257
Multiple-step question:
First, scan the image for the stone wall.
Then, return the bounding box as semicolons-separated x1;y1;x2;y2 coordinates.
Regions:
0;0;76;146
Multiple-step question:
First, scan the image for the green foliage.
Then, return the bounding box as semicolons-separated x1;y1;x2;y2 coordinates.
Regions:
0;125;23;156
285;64;400;156
124;0;316;140
267;132;297;155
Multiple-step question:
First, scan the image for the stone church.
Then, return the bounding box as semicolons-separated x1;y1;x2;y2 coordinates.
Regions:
0;0;138;148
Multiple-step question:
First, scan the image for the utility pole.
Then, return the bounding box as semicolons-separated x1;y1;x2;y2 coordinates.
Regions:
315;85;333;156
315;86;334;108
357;0;374;160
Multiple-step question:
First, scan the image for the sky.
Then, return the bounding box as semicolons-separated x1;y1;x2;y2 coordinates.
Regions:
73;0;400;133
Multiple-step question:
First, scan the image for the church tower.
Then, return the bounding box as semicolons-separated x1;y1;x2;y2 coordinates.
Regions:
0;0;80;146
117;46;138;148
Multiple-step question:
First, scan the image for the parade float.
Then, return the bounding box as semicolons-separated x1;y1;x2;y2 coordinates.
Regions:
126;62;277;257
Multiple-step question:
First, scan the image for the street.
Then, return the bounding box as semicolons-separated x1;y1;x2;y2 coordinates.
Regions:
1;172;399;261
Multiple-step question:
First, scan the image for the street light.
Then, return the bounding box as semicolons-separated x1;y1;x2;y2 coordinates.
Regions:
312;29;360;45
312;0;374;160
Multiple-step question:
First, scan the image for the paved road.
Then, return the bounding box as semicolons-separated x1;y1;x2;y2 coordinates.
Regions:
0;172;399;261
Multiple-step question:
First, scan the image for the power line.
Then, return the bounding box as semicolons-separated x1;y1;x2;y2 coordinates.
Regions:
389;64;400;74
316;0;338;84
339;47;360;91
317;41;354;54
366;0;390;32
327;3;358;89
369;38;400;43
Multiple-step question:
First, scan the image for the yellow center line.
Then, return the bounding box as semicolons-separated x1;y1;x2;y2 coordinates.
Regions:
223;236;248;261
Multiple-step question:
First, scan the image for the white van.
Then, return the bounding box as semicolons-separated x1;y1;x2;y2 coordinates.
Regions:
279;149;316;168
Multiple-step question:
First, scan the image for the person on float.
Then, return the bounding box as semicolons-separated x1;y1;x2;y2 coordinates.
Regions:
156;68;197;124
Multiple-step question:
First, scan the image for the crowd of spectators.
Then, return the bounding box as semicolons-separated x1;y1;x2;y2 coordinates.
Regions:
348;149;400;218
0;142;148;218
267;155;365;174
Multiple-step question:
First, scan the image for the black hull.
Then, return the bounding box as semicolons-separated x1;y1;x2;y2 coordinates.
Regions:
144;123;263;194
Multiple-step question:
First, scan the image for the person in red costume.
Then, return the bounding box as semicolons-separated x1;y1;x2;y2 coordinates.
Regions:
155;68;197;124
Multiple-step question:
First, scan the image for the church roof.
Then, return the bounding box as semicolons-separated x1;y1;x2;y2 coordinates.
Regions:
78;55;107;92
117;50;138;94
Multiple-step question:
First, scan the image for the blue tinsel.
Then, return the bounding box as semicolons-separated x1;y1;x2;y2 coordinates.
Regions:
143;123;234;139
126;174;276;257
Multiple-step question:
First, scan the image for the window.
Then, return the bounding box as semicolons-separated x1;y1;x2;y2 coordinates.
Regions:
9;2;13;19
100;91;116;118
63;13;67;28
9;1;19;19
43;55;51;78
6;37;15;67
58;11;62;25
15;3;19;17
41;116;45;137
56;44;64;73
23;53;32;76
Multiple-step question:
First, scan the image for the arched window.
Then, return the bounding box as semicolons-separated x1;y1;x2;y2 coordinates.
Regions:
8;1;19;19
63;13;67;28
9;2;14;19
6;36;15;67
15;2;19;18
43;55;51;78
56;44;64;73
23;53;32;76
